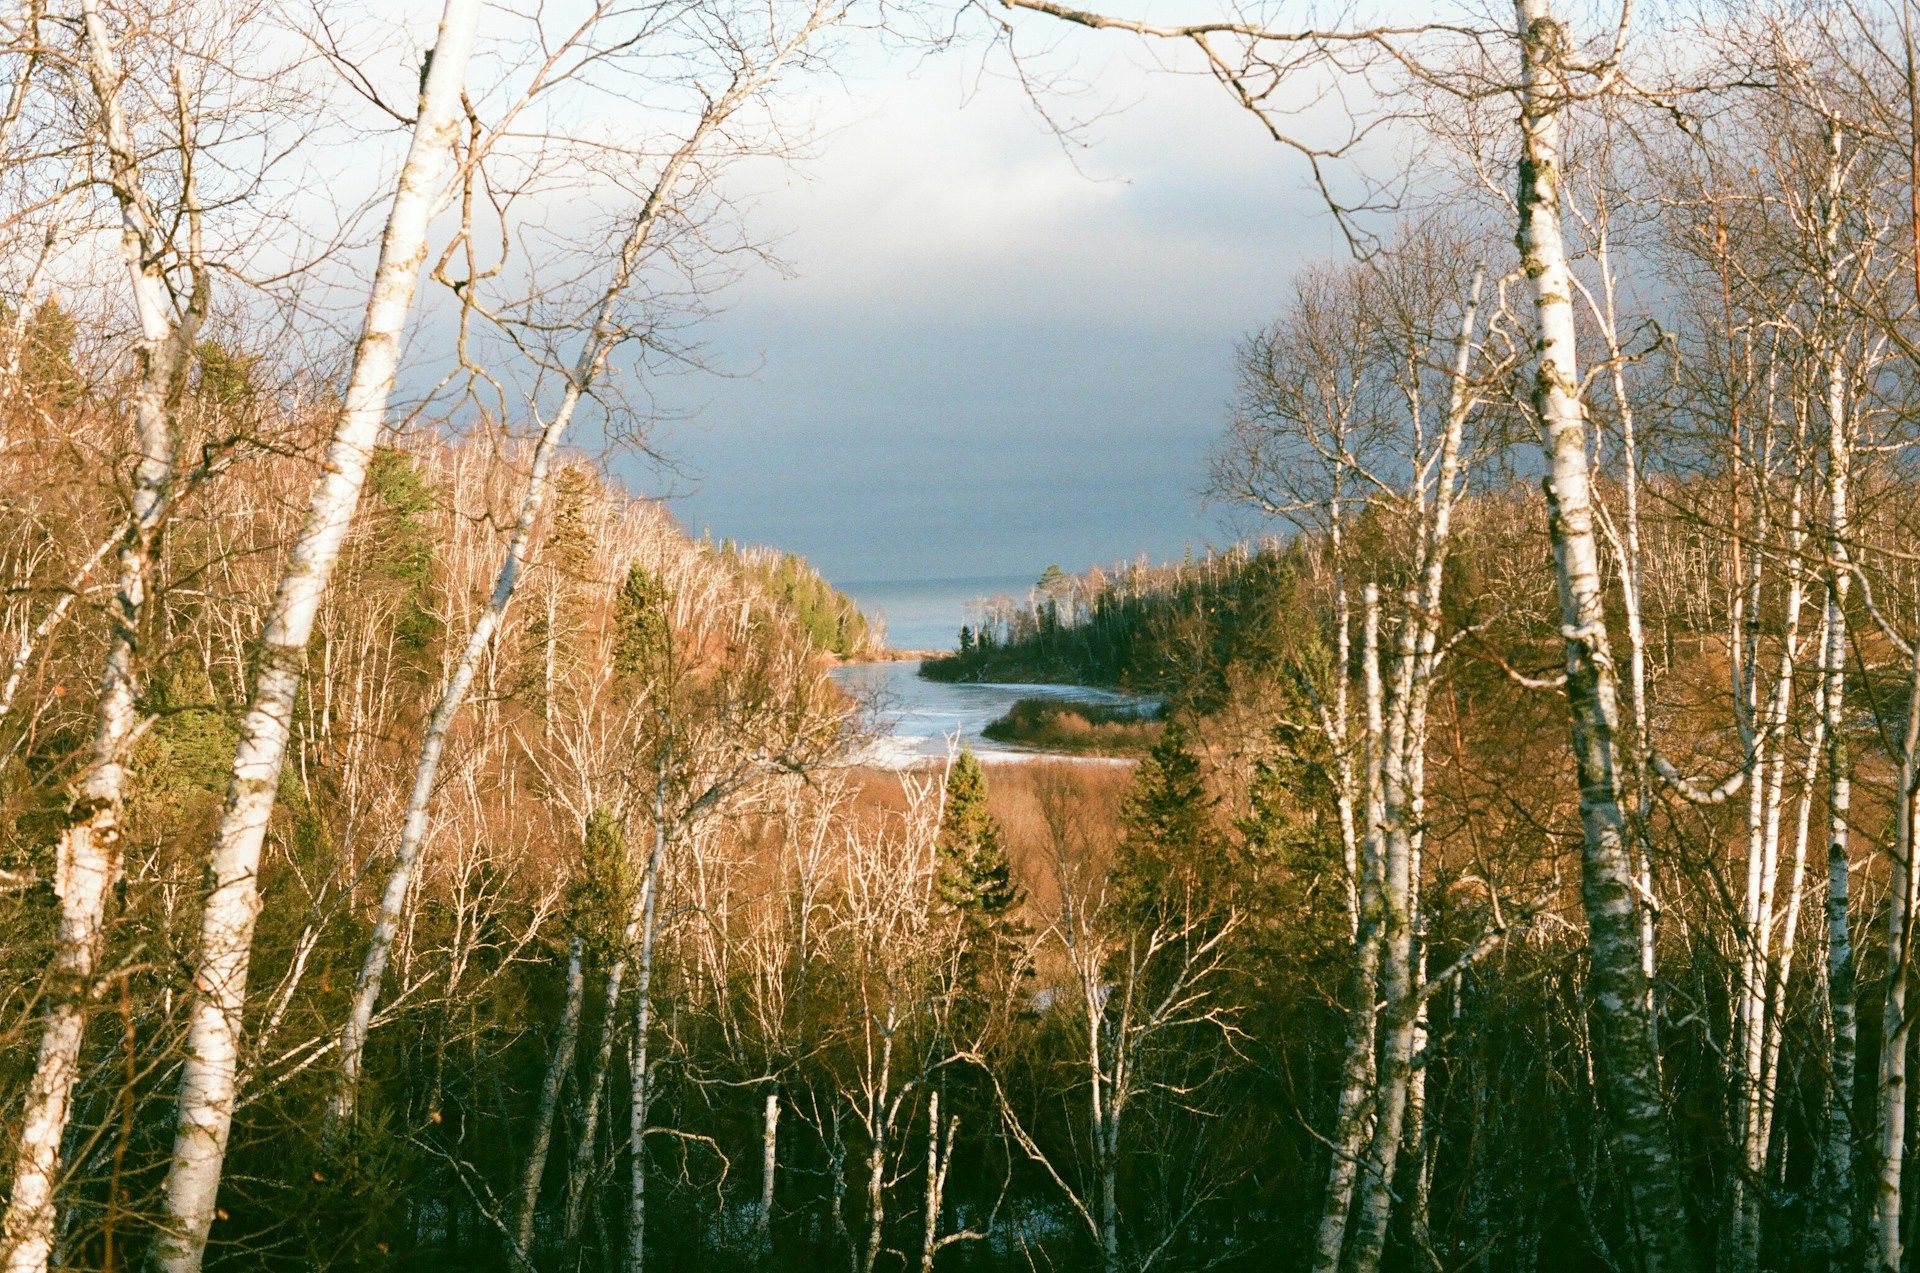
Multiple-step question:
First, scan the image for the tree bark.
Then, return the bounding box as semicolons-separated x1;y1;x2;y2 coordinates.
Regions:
626;816;667;1273
513;935;586;1266
146;7;480;1269
1512;4;1694;1268
562;945;632;1253
1868;625;1920;1273
759;1087;779;1251
1312;586;1385;1273
1818;162;1861;1263
2;5;201;1267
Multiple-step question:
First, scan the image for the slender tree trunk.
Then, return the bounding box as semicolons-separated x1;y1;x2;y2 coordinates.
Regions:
1348;596;1420;1273
0;533;116;733
1;5;201;1267
919;1090;943;1273
1822;455;1859;1264
562;946;632;1252
1512;5;1693;1268
513;935;587;1266
626;816;668;1273
331;409;573;1126
1759;676;1826;1164
1313;586;1385;1273
147;9;480;1269
1084;953;1120;1273
330;113;717;1125
1869;626;1920;1273
759;1087;779;1251
1729;504;1807;1272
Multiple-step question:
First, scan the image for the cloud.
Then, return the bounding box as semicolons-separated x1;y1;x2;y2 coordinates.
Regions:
627;38;1372;583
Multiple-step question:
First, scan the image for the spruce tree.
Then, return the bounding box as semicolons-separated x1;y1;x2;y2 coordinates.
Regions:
21;299;80;406
1235;727;1348;987
567;807;634;963
936;749;1024;986
612;562;671;679
1111;718;1225;924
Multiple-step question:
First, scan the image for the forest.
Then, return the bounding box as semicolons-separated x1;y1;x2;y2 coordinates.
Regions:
10;1;1920;1272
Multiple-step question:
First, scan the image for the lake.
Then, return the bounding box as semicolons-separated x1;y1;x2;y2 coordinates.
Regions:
828;659;1150;767
832;574;1034;653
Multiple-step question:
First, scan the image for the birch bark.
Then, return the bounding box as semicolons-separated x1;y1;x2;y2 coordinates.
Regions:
1513;3;1693;1266
512;934;586;1266
1868;617;1920;1273
148;7;480;1268
2;5;202;1267
1311;587;1384;1273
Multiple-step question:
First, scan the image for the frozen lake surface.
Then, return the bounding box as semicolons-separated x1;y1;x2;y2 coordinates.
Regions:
829;660;1152;768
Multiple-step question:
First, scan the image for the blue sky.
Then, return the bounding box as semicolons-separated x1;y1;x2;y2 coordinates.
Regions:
635;39;1355;585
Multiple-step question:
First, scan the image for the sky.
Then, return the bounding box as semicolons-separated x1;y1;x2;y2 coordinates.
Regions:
635;36;1356;586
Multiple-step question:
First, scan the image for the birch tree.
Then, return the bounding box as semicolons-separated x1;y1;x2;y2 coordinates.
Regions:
330;0;848;1127
1213;229;1495;1270
147;6;481;1267
1;2;210;1264
985;1;1699;1263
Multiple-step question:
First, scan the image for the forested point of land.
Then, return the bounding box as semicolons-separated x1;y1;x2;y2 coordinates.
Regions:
13;3;1920;1273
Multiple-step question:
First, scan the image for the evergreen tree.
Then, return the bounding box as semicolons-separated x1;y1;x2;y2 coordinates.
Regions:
1234;727;1348;990
612;562;671;680
936;749;1024;986
20;298;81;406
363;446;442;668
1111;718;1226;924
566;806;634;962
194;338;260;407
518;466;599;715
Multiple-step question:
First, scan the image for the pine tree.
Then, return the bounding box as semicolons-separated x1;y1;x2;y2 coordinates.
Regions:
21;299;81;406
1111;718;1225;924
1236;726;1346;956
363;447;442;669
194;338;259;407
612;562;671;680
936;749;1024;986
567;806;634;963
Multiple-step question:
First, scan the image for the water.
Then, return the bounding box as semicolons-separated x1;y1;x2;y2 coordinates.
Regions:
834;574;1035;653
829;659;1150;767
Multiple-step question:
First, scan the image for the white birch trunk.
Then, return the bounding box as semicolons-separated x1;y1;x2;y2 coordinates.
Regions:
1821;412;1858;1265
147;8;480;1268
1512;4;1692;1267
626;816;667;1273
759;1087;780;1246
562;945;633;1250
1347;598;1419;1273
512;934;586;1266
1311;586;1385;1273
1345;267;1479;1272
1728;495;1807;1272
1;5;200;1267
919;1090;940;1273
330;109;718;1125
861;1022;894;1273
1869;623;1920;1273
918;1092;964;1273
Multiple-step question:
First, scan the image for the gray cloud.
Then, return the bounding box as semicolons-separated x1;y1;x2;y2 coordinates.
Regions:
623;42;1359;582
